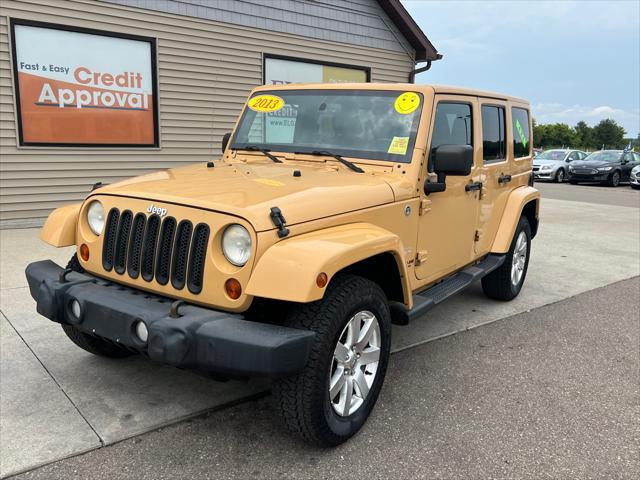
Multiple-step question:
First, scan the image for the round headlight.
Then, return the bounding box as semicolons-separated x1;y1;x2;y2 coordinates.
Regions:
222;224;252;267
87;201;105;235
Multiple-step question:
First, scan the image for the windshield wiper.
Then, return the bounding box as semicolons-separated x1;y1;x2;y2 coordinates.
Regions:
235;146;282;163
299;150;364;173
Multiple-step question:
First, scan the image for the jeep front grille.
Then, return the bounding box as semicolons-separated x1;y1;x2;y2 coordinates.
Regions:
102;208;209;294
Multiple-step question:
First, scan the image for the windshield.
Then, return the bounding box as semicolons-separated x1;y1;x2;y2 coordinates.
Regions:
537;150;566;160
584;151;622;162
230;90;424;163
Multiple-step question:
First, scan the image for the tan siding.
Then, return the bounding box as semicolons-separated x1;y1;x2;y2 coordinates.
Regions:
0;0;415;227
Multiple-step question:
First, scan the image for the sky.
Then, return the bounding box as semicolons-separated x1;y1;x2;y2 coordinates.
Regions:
404;0;640;137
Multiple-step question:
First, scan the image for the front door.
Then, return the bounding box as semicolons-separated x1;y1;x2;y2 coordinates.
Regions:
415;97;482;283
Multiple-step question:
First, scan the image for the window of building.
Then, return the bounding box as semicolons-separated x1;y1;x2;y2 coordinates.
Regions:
482;105;506;162
512;107;531;158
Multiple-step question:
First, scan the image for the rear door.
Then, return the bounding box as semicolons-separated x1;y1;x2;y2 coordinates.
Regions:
475;101;530;254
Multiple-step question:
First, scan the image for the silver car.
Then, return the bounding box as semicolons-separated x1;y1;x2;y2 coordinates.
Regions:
631;164;640;190
532;149;588;182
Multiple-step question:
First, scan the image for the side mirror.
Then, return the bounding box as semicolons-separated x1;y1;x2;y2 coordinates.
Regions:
221;132;231;153
424;144;474;195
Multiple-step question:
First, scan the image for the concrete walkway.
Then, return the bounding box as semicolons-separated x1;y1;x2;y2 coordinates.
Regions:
1;195;639;478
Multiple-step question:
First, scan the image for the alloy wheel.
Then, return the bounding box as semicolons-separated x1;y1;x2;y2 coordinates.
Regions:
329;310;381;417
511;231;528;287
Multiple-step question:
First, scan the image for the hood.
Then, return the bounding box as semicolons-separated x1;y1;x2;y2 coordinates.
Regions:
571;159;619;168
94;161;396;231
533;159;562;167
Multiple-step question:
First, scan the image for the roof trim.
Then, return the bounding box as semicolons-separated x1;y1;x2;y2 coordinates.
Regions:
376;0;441;62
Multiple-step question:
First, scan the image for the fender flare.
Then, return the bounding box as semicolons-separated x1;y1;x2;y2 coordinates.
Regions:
491;187;540;253
246;223;411;305
40;203;81;247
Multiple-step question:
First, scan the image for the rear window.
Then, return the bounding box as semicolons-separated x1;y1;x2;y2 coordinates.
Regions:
481;105;506;163
512;108;531;158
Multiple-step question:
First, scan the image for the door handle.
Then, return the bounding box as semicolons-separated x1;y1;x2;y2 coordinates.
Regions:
498;174;512;184
465;181;483;192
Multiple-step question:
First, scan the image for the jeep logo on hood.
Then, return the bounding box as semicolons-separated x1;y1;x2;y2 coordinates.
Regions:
147;204;168;217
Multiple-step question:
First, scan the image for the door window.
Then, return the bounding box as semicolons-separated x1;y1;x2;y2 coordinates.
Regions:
568;151;579;161
482;106;506;163
511;107;530;158
429;102;473;170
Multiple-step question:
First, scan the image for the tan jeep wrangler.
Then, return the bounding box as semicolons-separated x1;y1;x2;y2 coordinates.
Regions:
26;83;539;446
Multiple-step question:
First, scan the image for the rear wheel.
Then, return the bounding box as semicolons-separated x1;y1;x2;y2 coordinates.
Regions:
61;254;134;359
554;169;565;183
608;171;621;187
273;274;391;446
482;216;531;301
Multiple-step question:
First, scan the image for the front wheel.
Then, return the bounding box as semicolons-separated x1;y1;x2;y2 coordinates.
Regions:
273;274;391;446
482;216;531;301
608;171;621;187
554;169;565;183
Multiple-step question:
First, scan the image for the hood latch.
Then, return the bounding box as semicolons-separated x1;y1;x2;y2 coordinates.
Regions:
270;207;290;238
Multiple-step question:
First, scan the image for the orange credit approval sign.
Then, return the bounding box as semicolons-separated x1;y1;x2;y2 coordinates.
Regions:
11;21;157;146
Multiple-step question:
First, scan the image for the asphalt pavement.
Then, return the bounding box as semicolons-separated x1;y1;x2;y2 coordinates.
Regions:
535;181;640;208
12;277;639;480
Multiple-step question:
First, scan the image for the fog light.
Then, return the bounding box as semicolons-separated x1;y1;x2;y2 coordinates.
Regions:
70;299;81;319
135;321;148;343
224;278;242;300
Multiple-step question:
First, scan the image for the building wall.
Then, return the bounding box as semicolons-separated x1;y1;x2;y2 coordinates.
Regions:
0;0;416;227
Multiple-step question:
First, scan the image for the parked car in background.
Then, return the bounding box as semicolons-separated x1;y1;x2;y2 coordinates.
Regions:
630;164;640;189
532;149;587;182
568;150;640;187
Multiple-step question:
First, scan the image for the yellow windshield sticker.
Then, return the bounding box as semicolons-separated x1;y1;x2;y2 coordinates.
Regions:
248;95;284;113
253;178;285;187
394;92;420;114
388;136;410;155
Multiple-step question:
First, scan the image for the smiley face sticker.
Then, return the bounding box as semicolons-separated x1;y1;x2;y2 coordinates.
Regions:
394;92;420;115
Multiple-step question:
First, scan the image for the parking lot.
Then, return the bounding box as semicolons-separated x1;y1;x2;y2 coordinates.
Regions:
1;183;639;478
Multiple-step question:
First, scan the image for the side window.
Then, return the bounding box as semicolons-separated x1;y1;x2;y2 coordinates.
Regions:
429;102;473;169
622;152;633;163
482;105;506;163
568;151;579;161
511;107;531;158
579;152;587;160
634;153;640;163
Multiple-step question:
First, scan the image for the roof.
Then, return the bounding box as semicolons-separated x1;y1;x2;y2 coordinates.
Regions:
252;82;529;104
376;0;441;62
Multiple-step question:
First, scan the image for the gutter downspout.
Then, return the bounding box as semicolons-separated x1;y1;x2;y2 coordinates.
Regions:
408;54;443;83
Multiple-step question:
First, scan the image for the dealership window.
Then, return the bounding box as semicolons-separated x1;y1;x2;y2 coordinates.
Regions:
10;19;158;147
512;107;531;158
481;105;506;163
264;55;369;85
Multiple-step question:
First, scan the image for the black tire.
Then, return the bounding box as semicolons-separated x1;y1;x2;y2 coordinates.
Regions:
66;253;85;273
569;180;578;185
632;185;640;190
61;254;133;359
482;216;531;301
608;171;620;187
273;274;391;447
554;169;565;183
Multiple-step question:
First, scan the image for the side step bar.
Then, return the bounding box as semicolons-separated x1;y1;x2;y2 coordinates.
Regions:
389;254;506;325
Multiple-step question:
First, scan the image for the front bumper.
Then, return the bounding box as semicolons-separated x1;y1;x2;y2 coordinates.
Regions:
533;169;554;180
630;176;639;185
567;171;610;182
25;260;314;378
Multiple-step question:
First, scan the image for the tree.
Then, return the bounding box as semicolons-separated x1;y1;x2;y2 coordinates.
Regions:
574;121;593;150
591;119;626;149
